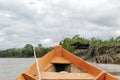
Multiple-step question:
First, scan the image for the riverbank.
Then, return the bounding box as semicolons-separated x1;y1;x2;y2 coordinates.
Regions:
75;45;120;64
0;45;120;64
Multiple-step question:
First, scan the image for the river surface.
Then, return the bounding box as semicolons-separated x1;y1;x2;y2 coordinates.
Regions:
0;58;120;80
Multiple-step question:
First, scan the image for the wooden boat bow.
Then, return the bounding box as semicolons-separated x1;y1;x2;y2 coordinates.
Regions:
17;45;118;80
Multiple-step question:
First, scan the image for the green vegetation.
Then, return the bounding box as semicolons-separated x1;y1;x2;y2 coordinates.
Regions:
0;35;120;57
0;44;53;57
60;35;120;51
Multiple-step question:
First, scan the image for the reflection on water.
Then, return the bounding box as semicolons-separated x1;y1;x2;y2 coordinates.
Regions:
0;58;120;80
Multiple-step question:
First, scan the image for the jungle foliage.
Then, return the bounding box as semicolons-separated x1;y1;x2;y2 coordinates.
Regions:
60;35;120;51
0;44;53;57
0;35;120;57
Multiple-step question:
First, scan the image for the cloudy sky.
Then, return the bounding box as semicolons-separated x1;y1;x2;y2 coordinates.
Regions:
0;0;120;49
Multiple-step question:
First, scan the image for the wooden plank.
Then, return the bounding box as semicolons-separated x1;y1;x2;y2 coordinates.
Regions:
22;73;36;80
50;56;71;64
105;73;118;80
43;63;54;71
95;72;106;80
41;72;95;80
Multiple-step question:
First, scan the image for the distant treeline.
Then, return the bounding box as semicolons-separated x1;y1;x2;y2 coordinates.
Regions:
0;44;53;57
0;35;120;57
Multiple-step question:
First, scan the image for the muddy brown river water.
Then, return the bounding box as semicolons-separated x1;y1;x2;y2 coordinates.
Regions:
0;58;120;80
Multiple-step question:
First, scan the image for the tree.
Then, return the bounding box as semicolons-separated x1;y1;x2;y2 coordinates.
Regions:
38;44;42;48
22;44;34;57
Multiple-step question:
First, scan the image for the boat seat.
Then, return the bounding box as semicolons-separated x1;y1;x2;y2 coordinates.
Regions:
22;72;95;80
41;72;95;80
50;56;71;64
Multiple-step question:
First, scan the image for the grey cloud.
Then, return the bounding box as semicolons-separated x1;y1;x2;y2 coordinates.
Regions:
0;0;120;49
0;0;37;23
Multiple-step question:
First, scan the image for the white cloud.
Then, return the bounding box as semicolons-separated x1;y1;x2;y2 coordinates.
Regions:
0;31;5;42
40;38;58;47
0;0;120;49
0;11;12;17
24;0;46;14
115;30;120;36
40;38;53;44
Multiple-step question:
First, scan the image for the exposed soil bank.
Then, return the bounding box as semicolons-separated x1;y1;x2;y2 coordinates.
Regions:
75;45;120;64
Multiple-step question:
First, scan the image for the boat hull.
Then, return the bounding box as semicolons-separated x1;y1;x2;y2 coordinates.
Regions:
17;46;118;80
